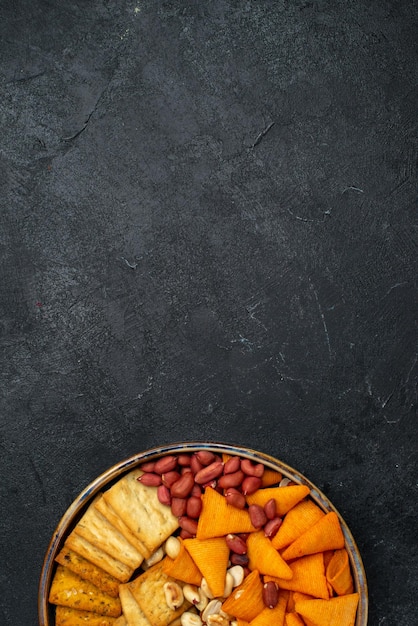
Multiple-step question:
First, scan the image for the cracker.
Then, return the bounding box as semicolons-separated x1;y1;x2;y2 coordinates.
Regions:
103;470;179;557
129;560;190;626
65;531;133;582
73;498;144;569
55;546;120;597
119;585;151;626
94;494;149;558
49;565;122;617
55;605;118;625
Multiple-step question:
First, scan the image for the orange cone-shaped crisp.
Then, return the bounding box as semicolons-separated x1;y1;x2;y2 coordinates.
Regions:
272;499;325;550
196;487;256;539
246;485;310;516
285;612;305;626
249;589;288;626
183;537;229;597
281;512;345;561
261;469;283;487
326;548;354;595
162;540;202;586
221;570;264;622
247;531;293;580
265;553;329;600
294;593;359;626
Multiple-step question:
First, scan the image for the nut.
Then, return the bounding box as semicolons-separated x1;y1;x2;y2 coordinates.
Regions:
206;615;230;626
201;599;222;623
162;471;181;487
143;546;164;568
164;582;184;610
222;571;234;598
154;455;178;474
194;461;224;484
229;553;249;567
137;472;162;486
225;534;247;555
223;456;241;474
171;472;195;498
217;470;245;489
227;565;244;587
157;484;172;506
262;581;279;609
181;612;203;626
264;516;283;538
178;516;198;536
195;450;217;465
224;488;246;509
248;504;267;528
184;585;208;611
165;536;181;559
241;476;262;495
200;577;214;599
186;496;203;519
264;498;277;520
171;497;188;517
240;459;264;477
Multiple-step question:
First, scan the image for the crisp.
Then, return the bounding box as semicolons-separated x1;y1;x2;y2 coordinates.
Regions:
196;486;256;539
266;553;329;599
249;589;288;626
272;499;325;550
183;536;229;597
281;512;345;561
284;612;305;626
65;531;133;582
221;570;264;622
119;584;151;626
246;531;293;580
162;538;202;586
326;548;354;595
294;593;359;626
246;485;310;516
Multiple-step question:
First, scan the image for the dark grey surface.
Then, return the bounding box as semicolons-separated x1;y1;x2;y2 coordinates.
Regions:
1;0;417;624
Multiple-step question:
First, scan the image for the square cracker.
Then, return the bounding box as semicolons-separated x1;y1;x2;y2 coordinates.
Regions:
94;494;149;558
65;531;133;582
55;546;120;597
119;585;151;626
103;470;179;556
73;498;144;570
129;560;190;626
49;565;121;617
55;605;117;625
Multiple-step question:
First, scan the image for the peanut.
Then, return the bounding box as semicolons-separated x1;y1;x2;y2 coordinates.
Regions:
178;454;192;466
171;472;195;498
186;496;202;519
225;534;247;555
264;498;277;520
217;470;245;489
143;546;164;568
241;475;262;495
194;461;224;484
262;581;279;609
139;461;156;472
224;488;246;509
162;471;181;487
154;455;178;474
190;454;204;474
137;472;162;486
229;553;249;567
178;516;198;536
164;582;184;609
157;484;172;506
248;504;267;528
227;565;244;587
171;497;187;517
240;459;264;478
201;599;222;622
181;612;203;626
206;615;229;626
165;536;181;559
222;571;234;598
200;577;214;599
264;516;283;538
183;584;201;605
195;450;217;465
223;456;241;474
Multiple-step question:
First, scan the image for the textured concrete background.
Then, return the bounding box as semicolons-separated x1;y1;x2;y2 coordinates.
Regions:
0;1;417;624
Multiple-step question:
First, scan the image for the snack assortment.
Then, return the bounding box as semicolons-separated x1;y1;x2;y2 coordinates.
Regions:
47;450;361;626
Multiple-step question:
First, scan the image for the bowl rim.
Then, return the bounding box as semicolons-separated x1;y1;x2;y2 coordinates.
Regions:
38;441;368;626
